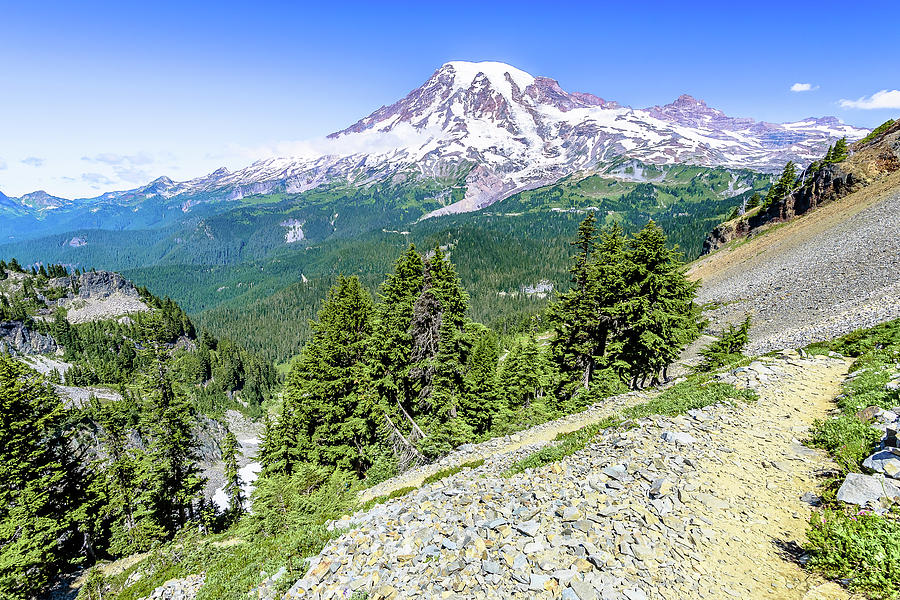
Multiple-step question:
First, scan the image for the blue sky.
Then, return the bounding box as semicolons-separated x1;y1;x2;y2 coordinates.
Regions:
1;0;898;198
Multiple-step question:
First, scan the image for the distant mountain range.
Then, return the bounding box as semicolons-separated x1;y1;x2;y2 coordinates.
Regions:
1;61;867;240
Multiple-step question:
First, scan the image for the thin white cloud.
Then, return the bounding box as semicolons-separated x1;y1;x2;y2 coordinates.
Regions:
21;156;45;167
113;166;152;184
81;151;155;166
0;158;6;170
790;83;817;92
840;89;900;110
227;122;444;164
81;172;115;186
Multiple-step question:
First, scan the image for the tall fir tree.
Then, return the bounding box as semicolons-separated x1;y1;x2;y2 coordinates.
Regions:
831;137;848;162
619;221;700;388
764;161;798;207
137;314;204;537
276;275;375;475
549;217;630;395
461;325;501;435
0;355;74;599
365;245;426;468
548;213;601;390
221;430;245;517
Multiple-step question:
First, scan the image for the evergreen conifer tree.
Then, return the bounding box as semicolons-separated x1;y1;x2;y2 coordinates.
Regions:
278;275;375;475
461;325;501;435
549;218;630;394
619;221;700;387
137;316;204;536
0;355;73;599
831;137;848;162
366;245;426;464
222;430;245;516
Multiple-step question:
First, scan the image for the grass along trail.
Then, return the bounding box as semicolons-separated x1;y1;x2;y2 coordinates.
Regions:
359;388;657;504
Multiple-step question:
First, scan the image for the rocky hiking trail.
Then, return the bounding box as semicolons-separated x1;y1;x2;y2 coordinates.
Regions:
279;353;854;600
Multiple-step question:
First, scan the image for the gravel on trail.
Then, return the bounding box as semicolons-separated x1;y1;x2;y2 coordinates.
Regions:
272;352;850;600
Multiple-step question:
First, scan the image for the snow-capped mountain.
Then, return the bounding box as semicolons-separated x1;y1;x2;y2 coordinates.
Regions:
4;61;867;219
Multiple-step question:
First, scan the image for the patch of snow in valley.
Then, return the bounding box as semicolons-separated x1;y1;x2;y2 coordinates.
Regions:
212;461;262;512
280;219;305;243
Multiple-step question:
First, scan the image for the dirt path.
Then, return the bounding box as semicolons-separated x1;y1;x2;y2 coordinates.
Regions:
681;356;853;600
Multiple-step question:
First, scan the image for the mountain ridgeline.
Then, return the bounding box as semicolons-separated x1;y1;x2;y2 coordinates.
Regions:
0;62;863;366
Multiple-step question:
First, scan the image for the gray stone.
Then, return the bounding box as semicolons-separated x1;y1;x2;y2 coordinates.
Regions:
661;431;697;445
515;520;540;537
623;588;648;600
529;573;551;591
863;450;900;479
836;473;900;506
570;579;599;600
481;559;501;575
602;465;628;481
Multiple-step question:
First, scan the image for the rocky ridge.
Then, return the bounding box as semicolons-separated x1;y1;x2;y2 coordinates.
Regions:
691;173;900;355
703;119;900;254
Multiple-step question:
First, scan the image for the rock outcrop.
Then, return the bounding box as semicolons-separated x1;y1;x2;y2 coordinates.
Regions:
703;119;900;254
58;271;150;323
0;321;58;355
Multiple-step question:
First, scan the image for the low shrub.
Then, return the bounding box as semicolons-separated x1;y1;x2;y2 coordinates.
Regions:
809;414;881;473
502;417;620;477
806;507;900;599
422;459;485;485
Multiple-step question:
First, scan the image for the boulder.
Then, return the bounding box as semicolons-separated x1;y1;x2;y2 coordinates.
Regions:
863;450;900;479
836;473;900;506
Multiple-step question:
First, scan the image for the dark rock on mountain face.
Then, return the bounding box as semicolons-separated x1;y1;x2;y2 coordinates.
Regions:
50;270;142;301
77;270;141;299
702;164;858;254
0;321;58;355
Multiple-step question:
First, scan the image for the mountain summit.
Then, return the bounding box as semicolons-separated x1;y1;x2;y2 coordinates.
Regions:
176;61;867;217
3;61;867;222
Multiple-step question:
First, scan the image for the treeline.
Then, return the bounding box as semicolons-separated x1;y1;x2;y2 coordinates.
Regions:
258;216;701;487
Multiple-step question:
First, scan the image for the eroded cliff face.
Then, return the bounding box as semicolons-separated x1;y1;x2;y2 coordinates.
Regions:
702;120;900;254
0;321;58;355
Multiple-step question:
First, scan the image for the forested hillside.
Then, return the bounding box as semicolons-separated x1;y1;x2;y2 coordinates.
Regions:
1;217;706;598
48;163;765;364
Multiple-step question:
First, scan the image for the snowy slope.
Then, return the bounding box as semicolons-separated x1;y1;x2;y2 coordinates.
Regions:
5;61;868;219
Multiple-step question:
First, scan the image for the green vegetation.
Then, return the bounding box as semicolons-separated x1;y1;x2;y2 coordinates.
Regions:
2;212;708;598
809;415;881;474
0;354;75;599
696;316;752;372
762;161;798;209
361;486;419;511
503;417;621;477
422;458;486;485
803;318;900;599
807;508;900;600
622;378;757;420
257;217;701;488
858;119;896;146
1;164;765;366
